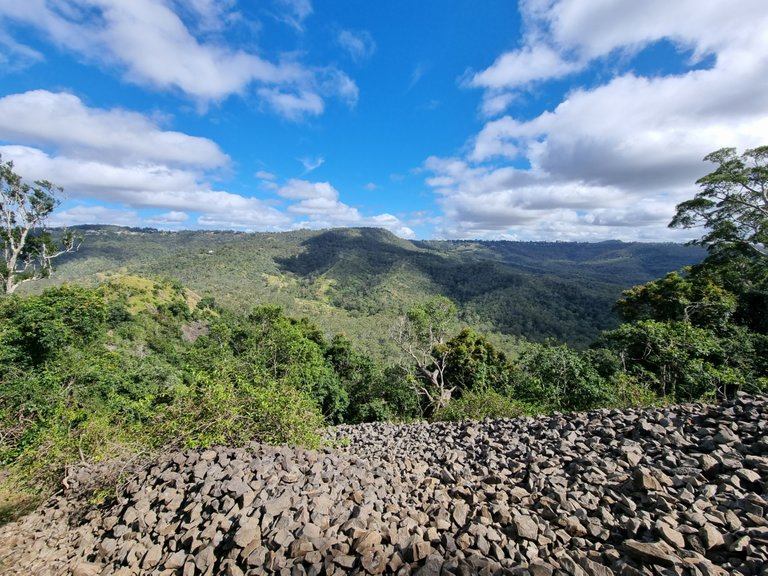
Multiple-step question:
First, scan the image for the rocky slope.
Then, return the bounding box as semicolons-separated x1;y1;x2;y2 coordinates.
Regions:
0;395;766;575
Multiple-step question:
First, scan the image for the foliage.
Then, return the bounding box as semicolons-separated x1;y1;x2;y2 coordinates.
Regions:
325;335;419;423
670;146;768;259
442;328;516;396
432;388;529;422
615;271;738;331
514;342;615;412
0;156;78;294
597;320;742;401
0;285;108;365
31;226;704;352
0;280;369;496
392;296;458;414
160;370;323;450
4;157;765;506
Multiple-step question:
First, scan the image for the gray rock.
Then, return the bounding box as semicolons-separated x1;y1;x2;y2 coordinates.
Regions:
3;395;768;576
514;514;539;541
622;540;680;567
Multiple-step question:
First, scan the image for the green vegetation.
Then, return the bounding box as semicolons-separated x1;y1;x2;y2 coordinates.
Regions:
1;146;766;513
0;155;78;294
34;226;704;352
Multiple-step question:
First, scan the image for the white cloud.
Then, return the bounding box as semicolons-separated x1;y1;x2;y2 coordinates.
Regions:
173;0;240;34
274;0;313;31
48;205;140;228
278;179;335;201
0;90;228;168
0;31;43;71
427;0;768;241
258;87;324;119
408;63;427;91
277;179;415;237
337;29;376;61
298;156;325;174
468;44;580;91
0;0;355;117
147;210;189;225
0;90;409;234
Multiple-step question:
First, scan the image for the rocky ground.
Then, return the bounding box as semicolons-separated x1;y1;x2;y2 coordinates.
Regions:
0;395;766;575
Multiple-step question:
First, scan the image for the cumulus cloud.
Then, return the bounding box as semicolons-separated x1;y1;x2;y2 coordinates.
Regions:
146;211;190;225
0;90;228;167
277;179;415;238
0;91;291;231
0;144;292;230
0;0;355;117
427;0;768;241
48;205;140;228
0;90;413;235
468;44;580;91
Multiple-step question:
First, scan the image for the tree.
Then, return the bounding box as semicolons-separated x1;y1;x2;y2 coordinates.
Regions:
669;146;768;333
0;156;77;294
392;296;458;414
597;320;736;401
670;146;768;258
515;342;614;412
442;328;516;396
615;270;738;331
325;335;418;422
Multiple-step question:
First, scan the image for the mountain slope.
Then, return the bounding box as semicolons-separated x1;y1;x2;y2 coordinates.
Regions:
36;226;705;350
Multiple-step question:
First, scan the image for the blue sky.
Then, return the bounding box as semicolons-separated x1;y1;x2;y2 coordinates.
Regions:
0;1;766;241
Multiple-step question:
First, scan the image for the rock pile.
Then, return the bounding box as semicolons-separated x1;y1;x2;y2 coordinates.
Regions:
0;394;766;575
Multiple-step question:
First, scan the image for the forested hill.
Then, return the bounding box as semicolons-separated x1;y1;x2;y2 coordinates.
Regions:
39;226;705;350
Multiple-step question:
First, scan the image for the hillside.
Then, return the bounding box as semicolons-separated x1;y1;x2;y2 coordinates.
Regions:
35;226;705;351
1;395;765;575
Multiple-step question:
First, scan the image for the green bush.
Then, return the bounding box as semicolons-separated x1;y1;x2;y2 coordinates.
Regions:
514;342;615;412
159;367;323;449
432;388;530;422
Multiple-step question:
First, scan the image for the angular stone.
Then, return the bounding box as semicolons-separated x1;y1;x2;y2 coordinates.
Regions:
142;544;163;569
353;530;382;553
514;514;539;541
71;563;102;576
623;540;680;567
333;554;356;569
194;544;216;574
452;500;469;527
529;560;555;576
558;554;586;576
289;538;314;557
360;545;387;575
658;524;686;549
165;550;187;570
233;519;261;549
632;468;662;492
408;540;432;562
699;524;724;549
578;556;615;576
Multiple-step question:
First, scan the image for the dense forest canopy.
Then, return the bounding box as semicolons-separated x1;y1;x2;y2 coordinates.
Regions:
31;224;705;352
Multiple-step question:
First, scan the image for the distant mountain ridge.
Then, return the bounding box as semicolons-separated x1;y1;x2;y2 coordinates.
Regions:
39;226;706;351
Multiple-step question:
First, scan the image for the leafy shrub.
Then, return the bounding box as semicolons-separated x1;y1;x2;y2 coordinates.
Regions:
432;388;529;422
159;368;323;449
514;342;615;412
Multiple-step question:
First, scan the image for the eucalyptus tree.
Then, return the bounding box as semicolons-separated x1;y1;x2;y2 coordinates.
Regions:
671;145;767;258
0;156;78;294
